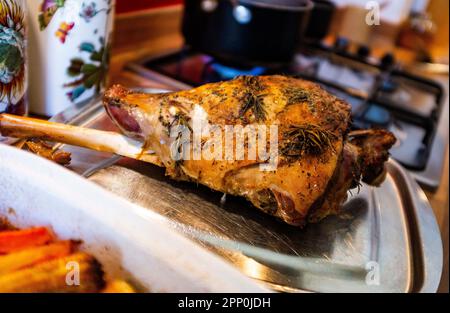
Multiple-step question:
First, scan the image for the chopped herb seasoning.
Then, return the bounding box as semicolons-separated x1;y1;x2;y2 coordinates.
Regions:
283;87;311;106
170;112;192;131
172;111;192;167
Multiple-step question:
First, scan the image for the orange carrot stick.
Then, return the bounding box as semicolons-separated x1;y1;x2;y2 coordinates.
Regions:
0;252;105;293
0;241;76;274
0;227;53;254
102;280;136;293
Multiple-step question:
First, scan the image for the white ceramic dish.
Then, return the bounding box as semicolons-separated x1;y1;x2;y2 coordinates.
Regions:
0;144;269;293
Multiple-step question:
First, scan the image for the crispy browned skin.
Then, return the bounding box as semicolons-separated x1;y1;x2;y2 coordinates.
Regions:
103;75;395;226
19;139;72;166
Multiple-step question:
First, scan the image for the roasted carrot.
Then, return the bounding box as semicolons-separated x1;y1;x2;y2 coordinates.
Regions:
0;218;14;232
0;227;53;254
0;241;76;275
102;280;136;293
0;252;105;293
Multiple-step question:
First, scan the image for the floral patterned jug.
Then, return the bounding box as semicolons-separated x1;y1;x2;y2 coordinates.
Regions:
27;0;115;116
0;0;27;118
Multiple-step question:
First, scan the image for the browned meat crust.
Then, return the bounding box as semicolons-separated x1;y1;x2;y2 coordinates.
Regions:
20;139;72;166
103;75;396;226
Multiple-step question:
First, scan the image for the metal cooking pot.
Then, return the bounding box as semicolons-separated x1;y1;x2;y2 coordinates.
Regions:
182;0;314;66
305;0;336;41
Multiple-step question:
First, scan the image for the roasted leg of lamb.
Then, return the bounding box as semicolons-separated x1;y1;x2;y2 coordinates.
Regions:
0;75;395;226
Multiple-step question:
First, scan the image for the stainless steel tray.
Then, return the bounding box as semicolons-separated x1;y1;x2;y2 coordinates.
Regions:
50;93;443;293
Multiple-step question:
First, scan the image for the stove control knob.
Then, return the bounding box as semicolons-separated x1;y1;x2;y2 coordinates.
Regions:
357;45;371;59
380;53;395;69
334;37;349;52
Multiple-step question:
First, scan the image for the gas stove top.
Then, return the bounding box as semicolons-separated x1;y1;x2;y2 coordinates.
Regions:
127;42;448;190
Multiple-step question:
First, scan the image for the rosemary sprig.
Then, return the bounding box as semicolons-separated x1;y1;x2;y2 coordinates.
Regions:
237;76;267;121
170;112;192;131
348;182;363;196
283;87;311;105
241;75;264;92
239;92;267;122
280;124;337;157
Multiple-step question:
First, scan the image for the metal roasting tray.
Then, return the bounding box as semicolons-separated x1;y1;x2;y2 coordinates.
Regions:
49;91;443;293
